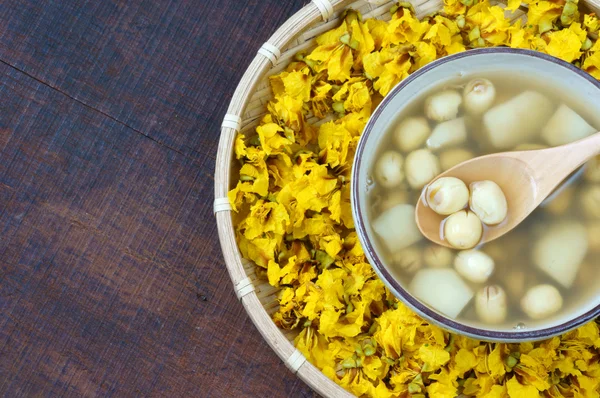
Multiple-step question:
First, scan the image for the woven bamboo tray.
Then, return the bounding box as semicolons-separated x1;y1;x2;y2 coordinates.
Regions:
214;0;600;396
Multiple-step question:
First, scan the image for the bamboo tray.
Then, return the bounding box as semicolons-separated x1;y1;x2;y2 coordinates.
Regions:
213;0;600;396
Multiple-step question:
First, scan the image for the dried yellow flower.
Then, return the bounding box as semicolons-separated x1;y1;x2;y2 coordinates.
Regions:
545;23;587;62
506;376;540;397
584;13;600;33
466;1;512;45
445;0;468;15
583;42;600;79
528;0;563;33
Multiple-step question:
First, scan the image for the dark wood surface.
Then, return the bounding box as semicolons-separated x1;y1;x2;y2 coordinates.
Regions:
0;0;319;396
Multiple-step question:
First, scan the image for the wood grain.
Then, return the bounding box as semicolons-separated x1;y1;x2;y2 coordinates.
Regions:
0;0;319;396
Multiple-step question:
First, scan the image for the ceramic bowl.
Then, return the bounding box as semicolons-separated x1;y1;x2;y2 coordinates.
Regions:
351;48;600;342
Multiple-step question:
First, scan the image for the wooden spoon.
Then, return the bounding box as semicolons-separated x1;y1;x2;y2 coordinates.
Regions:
416;132;600;248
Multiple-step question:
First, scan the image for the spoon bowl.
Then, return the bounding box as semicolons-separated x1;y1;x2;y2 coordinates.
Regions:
416;132;600;248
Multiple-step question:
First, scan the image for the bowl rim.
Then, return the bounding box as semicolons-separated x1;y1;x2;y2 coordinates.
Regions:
351;47;600;342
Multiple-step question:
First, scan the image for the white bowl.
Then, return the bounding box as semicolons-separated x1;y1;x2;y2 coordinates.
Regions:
352;48;600;342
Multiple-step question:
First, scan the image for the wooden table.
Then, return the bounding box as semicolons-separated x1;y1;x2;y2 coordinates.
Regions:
0;0;318;396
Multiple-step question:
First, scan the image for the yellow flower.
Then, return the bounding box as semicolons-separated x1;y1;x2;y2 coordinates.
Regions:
277;287;295;312
256;121;292;156
366;19;389;50
575;321;600;347
508;23;548;51
361;356;387;381
338;102;372;137
340;184;355;228
419;344;451;372
507;0;522;12
364;46;412;95
467;2;512;45
327;46;354;82
227;181;257;212
267;95;304;132
527;1;563;33
318;121;352;167
348;17;376;70
374;306;421;359
516;355;552;390
444;0;467;16
447;40;467;54
295;327;337;369
506;376;540;397
308;42;354;82
337;371;375;397
239;162;269;196
239;200;289;240
332;79;372;114
427;369;458;398
384;7;428;47
268;257;298;286
268;153;294;189
584;13;600;33
319;234;343;259
278;163;338;231
305;14;378;84
311;80;333;118
270;68;312;102
577;375;600;396
480;6;512;45
424;16;455;49
300;283;326;320
411;41;437;70
487;344;507;378
228;145;271;203
452;348;478;377
238;235;279;269
427;15;464;54
317;20;349;46
463;373;495;396
583;49;600;79
487;384;509;398
545;25;584;62
341;232;364;259
234;133;247;159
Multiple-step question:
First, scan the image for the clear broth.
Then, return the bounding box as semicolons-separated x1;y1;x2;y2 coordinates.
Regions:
367;71;600;330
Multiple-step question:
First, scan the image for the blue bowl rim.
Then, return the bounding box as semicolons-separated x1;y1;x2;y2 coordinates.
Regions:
351;47;600;342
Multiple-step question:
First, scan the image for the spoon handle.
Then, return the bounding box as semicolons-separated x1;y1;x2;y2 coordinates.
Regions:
559;131;600;162
512;131;600;202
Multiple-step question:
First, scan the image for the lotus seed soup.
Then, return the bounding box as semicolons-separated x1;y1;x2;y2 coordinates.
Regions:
366;71;600;331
